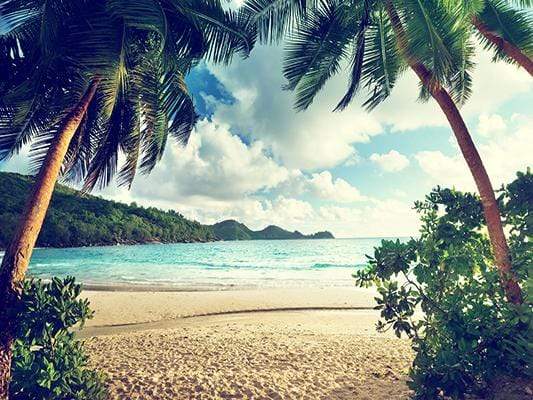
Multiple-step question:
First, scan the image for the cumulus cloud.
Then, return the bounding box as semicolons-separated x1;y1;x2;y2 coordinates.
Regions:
98;118;369;235
415;151;469;189
208;46;383;170
307;171;365;203
107;119;291;203
370;150;410;173
317;199;420;238
102;118;366;205
415;114;532;191
477;113;507;137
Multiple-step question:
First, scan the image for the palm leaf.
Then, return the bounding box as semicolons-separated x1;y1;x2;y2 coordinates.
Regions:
360;6;405;110
402;0;463;89
334;0;374;111
243;0;310;43
478;0;533;60
448;32;475;106
173;0;256;63
283;0;355;110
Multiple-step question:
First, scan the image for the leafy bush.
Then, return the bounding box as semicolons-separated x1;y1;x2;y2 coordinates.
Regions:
355;171;532;399
10;277;106;400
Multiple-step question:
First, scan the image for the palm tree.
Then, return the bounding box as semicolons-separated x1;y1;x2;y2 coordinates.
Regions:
449;0;533;75
0;0;255;396
242;0;524;304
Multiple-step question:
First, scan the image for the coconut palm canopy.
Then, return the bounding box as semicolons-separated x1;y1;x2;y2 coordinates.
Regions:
242;0;531;304
243;0;532;111
0;0;256;191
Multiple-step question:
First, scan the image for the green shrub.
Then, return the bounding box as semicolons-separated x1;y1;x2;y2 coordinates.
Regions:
355;171;532;399
10;277;106;400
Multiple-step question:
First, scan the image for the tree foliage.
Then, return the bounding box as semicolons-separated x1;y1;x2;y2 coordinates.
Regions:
0;0;256;191
10;277;106;400
243;0;532;111
354;170;532;399
0;172;215;248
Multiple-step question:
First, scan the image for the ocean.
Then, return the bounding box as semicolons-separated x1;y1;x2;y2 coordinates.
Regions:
15;238;401;290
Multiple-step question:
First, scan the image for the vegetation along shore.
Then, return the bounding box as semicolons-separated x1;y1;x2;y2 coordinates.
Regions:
0;172;333;249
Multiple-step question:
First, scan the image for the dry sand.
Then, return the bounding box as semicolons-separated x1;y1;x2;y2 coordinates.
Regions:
82;288;414;399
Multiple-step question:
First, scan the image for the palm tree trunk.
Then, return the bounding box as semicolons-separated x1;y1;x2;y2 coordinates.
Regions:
384;1;522;305
472;16;533;76
0;79;99;399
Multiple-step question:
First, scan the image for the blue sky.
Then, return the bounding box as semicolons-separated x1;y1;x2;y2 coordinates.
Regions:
1;44;532;238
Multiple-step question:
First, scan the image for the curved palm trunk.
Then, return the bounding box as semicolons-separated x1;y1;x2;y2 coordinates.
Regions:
0;80;99;399
472;16;533;76
384;1;522;305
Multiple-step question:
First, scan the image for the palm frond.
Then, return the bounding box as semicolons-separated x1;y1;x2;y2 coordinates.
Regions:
478;0;533;60
360;6;405;110
160;71;197;144
243;0;309;43
448;33;475;106
81;89;138;192
0;2;40;37
334;0;374;111
438;0;486;16
1;60;86;163
61;95;103;183
174;0;256;63
507;0;533;8
402;0;464;89
283;0;355;110
107;0;168;42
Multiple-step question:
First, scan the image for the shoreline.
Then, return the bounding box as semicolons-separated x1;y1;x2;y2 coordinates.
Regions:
1;235;413;253
81;282;362;292
82;287;378;328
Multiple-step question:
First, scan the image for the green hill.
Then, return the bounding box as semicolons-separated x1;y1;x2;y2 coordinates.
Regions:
0;172;215;248
211;220;334;241
0;172;334;248
210;220;254;240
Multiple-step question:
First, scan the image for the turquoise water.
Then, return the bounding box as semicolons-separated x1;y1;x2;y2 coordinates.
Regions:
15;238;397;289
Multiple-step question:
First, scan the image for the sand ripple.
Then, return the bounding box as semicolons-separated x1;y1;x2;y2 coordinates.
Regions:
86;311;413;399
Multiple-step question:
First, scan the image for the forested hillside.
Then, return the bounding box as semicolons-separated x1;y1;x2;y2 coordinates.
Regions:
0;173;215;248
0;173;334;248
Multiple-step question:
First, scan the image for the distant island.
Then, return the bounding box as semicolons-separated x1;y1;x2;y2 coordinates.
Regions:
211;220;333;240
0;172;333;248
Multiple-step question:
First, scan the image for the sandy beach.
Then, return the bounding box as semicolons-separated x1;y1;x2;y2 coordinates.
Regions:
81;287;414;399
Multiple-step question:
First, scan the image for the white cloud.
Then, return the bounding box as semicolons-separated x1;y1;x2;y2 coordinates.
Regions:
317;199;420;238
477;113;507;137
102;118;367;206
307;171;364;203
97;118;369;235
208;46;383;170
370;150;410;173
105;119;291;203
415;114;532;191
415;150;469;189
